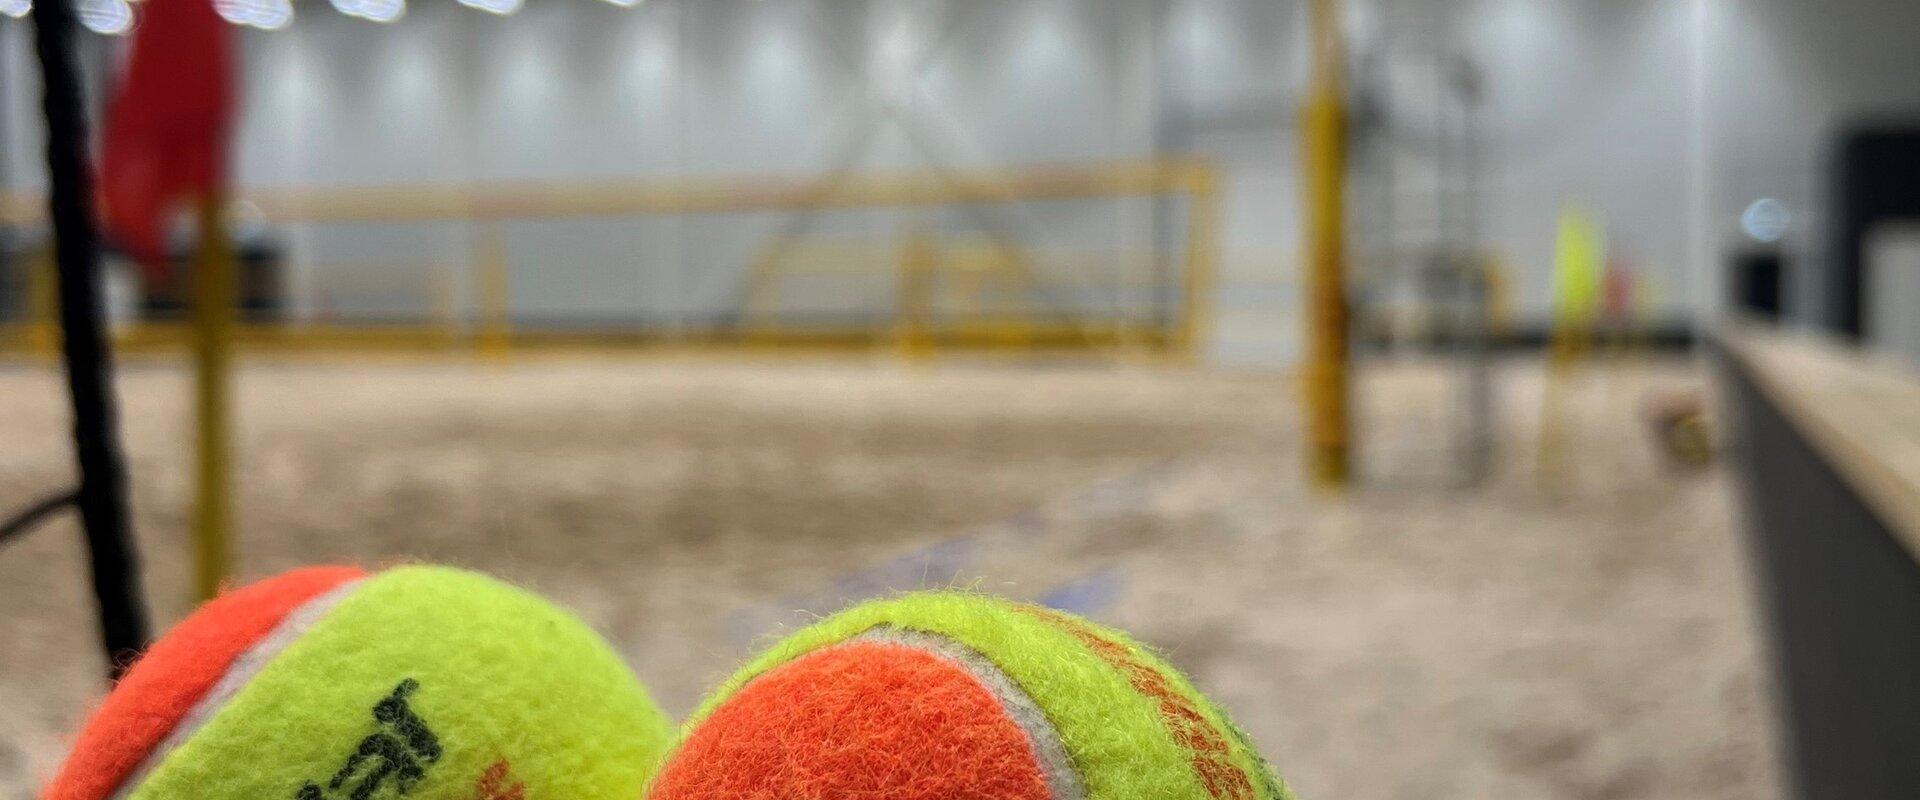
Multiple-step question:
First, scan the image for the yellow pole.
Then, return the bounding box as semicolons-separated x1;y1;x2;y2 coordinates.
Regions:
897;229;937;362
29;244;59;361
433;261;460;348
192;195;235;602
1302;0;1350;488
1178;164;1220;362
476;223;511;359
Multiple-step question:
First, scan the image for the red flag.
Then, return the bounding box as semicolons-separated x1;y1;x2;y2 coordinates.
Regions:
99;0;235;275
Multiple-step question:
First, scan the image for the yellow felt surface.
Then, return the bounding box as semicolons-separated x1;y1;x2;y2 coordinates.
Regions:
127;566;673;800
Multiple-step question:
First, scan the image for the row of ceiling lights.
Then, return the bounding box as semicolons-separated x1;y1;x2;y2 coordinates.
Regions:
0;0;654;34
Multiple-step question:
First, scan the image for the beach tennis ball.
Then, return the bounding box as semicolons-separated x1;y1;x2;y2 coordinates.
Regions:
45;564;674;800
649;591;1294;800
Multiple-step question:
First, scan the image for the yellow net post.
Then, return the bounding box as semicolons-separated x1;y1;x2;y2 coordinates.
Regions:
192;195;235;602
1179;163;1221;363
1302;0;1351;488
28;245;59;361
475;223;512;360
896;229;938;363
433;261;461;348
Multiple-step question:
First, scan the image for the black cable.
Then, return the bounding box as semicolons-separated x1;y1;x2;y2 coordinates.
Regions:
30;0;152;680
0;489;78;546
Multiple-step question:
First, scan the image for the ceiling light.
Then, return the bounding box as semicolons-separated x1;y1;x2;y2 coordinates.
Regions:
250;0;291;29
357;0;401;21
456;0;520;15
78;0;131;34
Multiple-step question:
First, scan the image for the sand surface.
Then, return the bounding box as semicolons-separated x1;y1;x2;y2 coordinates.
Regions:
0;354;1778;800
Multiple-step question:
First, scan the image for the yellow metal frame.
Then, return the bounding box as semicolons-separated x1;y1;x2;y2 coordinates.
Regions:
0;159;1220;361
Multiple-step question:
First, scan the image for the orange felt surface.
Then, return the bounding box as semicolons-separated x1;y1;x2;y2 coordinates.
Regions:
650;641;1054;800
43;565;366;800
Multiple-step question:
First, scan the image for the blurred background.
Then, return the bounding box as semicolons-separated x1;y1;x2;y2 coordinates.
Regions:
4;0;1920;798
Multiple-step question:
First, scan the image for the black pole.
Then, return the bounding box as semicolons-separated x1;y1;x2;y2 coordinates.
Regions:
30;0;151;679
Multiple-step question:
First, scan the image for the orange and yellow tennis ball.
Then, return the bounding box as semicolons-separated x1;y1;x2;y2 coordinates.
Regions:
649;591;1294;800
45;565;672;800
